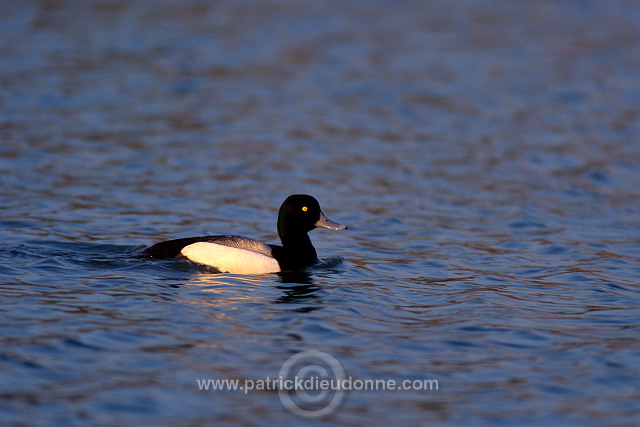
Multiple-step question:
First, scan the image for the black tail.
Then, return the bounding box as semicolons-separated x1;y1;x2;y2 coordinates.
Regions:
142;236;215;259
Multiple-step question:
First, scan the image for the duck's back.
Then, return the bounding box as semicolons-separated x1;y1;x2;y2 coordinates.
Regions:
143;235;273;259
143;235;280;274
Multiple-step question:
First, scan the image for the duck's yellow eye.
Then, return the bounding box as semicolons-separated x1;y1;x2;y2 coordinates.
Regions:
302;206;308;212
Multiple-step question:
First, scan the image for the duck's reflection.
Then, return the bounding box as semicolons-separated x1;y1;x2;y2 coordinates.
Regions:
173;269;323;311
274;271;321;307
277;270;313;285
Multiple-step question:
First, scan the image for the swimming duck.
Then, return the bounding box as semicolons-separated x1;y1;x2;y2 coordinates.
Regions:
143;194;347;274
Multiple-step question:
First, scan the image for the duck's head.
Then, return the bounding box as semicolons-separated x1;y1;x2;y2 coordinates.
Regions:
277;194;347;237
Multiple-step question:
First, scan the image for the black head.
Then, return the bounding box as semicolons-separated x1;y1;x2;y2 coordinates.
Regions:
277;194;346;238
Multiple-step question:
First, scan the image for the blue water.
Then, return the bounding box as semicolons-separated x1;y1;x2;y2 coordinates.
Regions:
2;1;640;425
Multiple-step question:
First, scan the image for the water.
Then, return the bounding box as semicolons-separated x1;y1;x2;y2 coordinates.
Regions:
2;1;640;425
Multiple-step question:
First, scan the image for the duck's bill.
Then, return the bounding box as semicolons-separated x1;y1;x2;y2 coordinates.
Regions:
315;211;348;230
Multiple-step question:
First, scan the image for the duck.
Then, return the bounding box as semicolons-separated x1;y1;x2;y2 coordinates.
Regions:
142;194;347;274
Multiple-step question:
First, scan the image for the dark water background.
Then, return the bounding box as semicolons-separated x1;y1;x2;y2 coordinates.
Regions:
2;1;640;425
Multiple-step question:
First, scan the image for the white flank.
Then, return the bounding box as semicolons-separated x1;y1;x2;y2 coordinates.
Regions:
180;242;280;274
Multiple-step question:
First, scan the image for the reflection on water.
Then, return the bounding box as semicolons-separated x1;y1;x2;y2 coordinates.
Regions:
277;271;314;286
274;284;322;310
179;269;323;311
2;0;640;425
